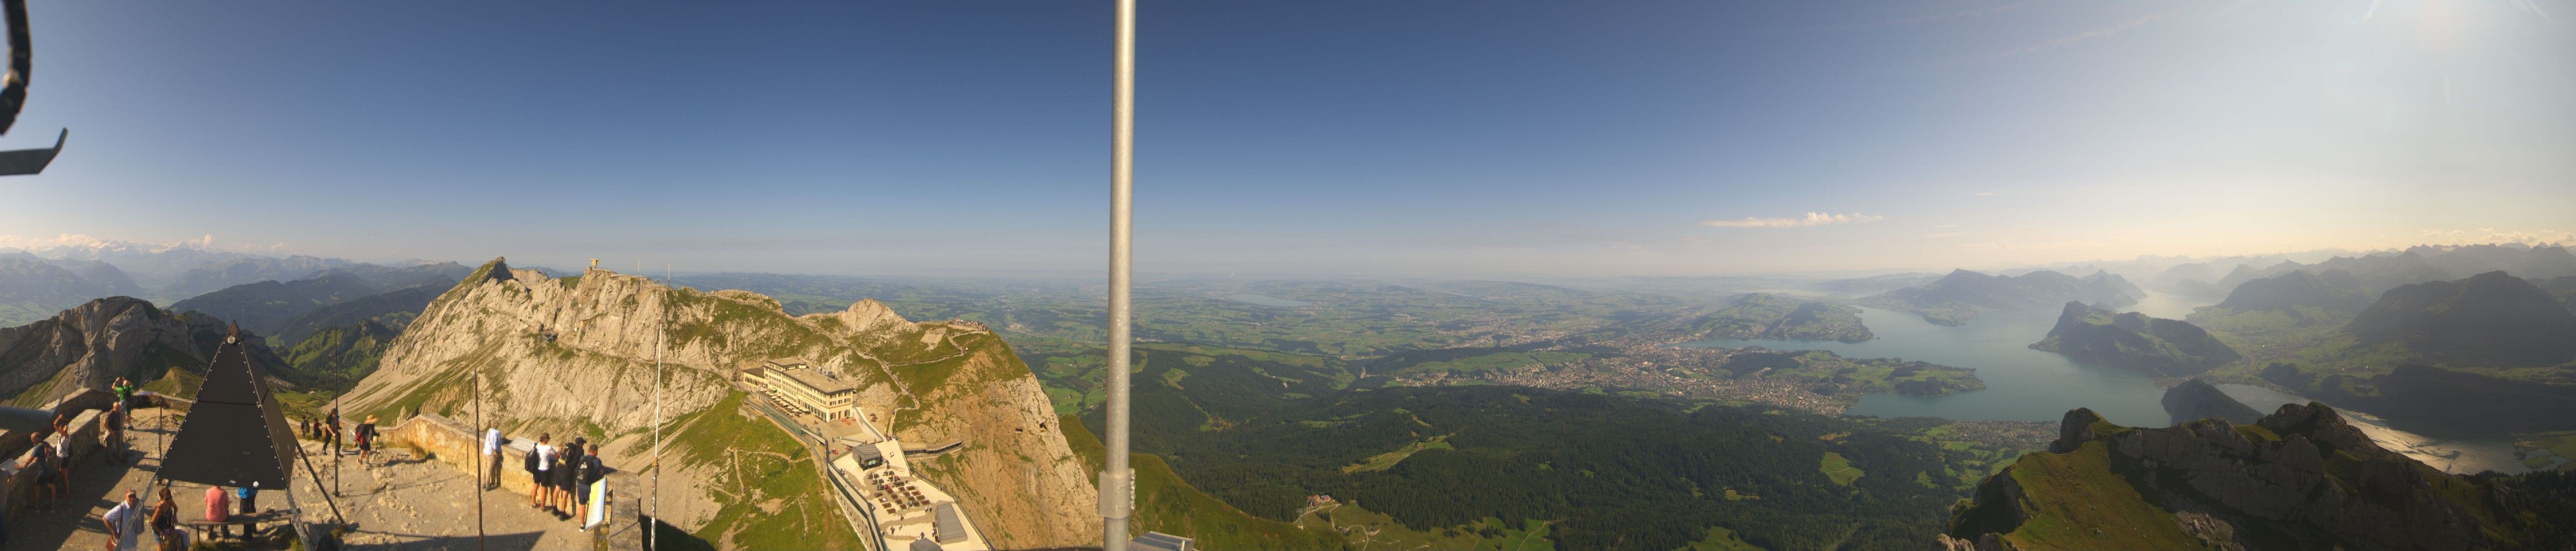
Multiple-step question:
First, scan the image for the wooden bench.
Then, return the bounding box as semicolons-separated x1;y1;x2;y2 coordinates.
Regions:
179;510;292;540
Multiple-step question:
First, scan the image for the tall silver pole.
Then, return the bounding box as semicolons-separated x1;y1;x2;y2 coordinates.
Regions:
474;374;485;551
1101;0;1137;548
651;266;666;549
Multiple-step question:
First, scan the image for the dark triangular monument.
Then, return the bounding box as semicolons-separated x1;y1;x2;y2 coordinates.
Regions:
159;322;299;489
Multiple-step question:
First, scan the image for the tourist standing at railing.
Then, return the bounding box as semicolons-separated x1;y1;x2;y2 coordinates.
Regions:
532;434;555;513
25;434;58;512
102;403;126;464
50;414;72;500
577;449;605;531
553;439;583;520
112;378;135;428
483;426;505;491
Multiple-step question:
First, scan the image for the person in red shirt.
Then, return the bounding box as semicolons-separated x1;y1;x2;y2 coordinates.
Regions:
203;486;231;539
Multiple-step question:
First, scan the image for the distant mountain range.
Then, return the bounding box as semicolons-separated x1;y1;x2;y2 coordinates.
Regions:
0;242;469;327
168;262;469;340
1860;269;2143;326
0;296;292;407
1811;272;1944;296
2184;270;2377;334
1944;404;2576;550
2343;271;2576;369
2030;302;2240;377
2252;271;2576;432
2154;244;2576;300
1;255;143;326
1688;293;1873;342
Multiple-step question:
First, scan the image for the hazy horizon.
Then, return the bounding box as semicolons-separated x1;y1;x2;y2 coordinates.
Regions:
3;1;2570;277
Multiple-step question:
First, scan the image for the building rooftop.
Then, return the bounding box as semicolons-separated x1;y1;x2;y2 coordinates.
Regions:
778;365;856;394
1134;531;1195;551
933;502;967;543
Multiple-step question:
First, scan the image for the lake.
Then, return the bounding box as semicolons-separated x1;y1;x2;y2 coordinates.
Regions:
1684;303;2172;426
2215;384;2529;475
1679;291;2531;474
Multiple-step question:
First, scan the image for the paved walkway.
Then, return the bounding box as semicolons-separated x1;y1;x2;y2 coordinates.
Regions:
288;439;595;550
0;408;592;551
3;408;188;551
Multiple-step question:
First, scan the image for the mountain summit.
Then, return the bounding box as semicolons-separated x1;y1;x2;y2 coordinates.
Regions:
340;258;1102;547
1945;404;2576;550
2343;271;2576;368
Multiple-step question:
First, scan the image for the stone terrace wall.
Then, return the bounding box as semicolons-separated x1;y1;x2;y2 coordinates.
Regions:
1;403;108;519
0;388;122;461
384;413;641;550
383;413;537;496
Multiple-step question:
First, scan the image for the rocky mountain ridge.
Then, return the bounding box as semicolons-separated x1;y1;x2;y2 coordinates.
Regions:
0;296;290;407
339;258;1100;548
1945;403;2576;550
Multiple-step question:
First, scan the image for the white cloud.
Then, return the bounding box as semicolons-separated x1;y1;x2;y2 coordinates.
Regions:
2409;228;2574;247
0;233;113;249
0;233;285;254
1700;212;1885;229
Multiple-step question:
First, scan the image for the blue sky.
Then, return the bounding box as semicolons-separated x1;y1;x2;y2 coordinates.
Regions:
2;1;2570;276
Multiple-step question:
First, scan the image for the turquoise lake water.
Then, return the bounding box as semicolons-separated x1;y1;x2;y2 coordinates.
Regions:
1684;303;2173;426
1678;292;2529;474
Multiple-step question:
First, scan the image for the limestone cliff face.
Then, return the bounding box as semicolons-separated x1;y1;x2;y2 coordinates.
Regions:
341;258;1100;547
0;296;280;407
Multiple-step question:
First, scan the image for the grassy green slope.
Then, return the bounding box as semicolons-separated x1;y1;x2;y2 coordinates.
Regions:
664;392;866;550
1061;414;1346;550
1997;441;2205;550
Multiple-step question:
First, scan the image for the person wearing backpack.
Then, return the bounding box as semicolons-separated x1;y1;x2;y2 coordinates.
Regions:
577;451;605;531
23;434;57;512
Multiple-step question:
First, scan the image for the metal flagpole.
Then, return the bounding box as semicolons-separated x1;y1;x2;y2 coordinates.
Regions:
650;265;666;550
475;374;486;551
1102;0;1137;548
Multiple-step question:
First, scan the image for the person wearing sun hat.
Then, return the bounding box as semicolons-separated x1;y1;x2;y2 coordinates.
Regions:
355;415;380;467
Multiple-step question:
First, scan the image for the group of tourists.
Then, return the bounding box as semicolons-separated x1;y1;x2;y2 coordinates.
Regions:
503;430;608;530
65;380;265;551
96;483;253;551
22;379;137;513
297;406;383;467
